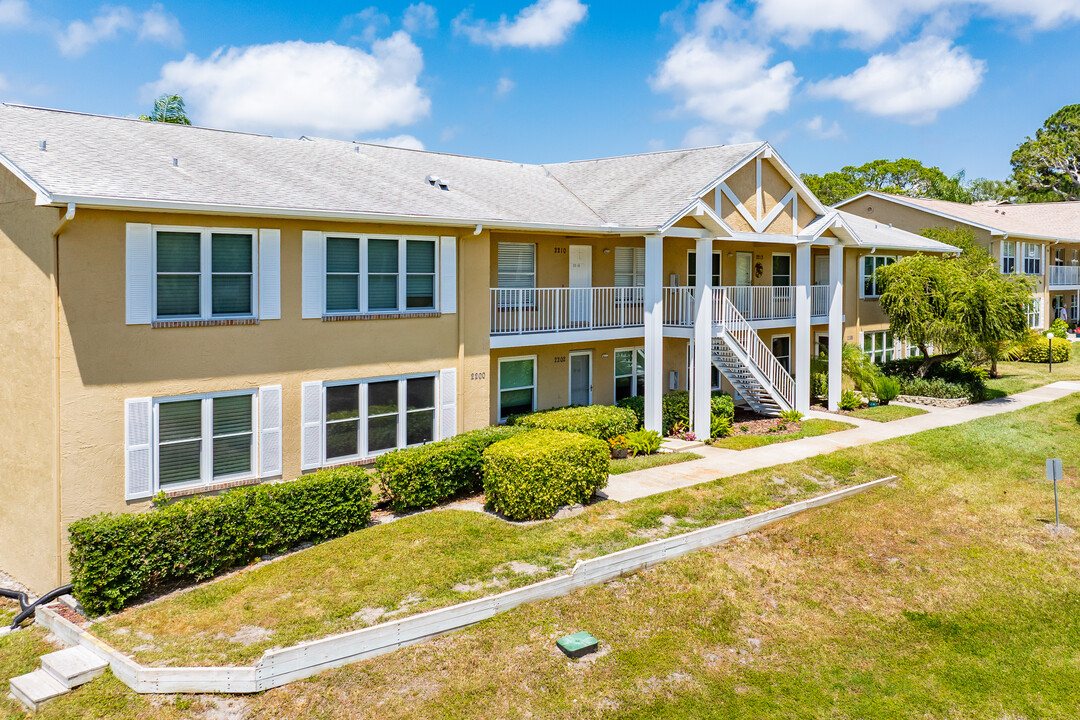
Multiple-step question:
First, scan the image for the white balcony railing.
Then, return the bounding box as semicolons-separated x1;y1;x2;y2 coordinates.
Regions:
490;285;833;335
1049;265;1080;287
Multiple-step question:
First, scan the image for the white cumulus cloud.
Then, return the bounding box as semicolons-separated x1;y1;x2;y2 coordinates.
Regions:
0;0;29;27
57;6;136;57
138;3;182;45
495;76;516;96
362;134;426;150
147;34;431;137
810;36;986;123
403;2;438;35
804;115;845;139
453;0;587;48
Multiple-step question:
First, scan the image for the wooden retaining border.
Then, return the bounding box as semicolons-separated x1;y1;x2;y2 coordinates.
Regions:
36;475;898;694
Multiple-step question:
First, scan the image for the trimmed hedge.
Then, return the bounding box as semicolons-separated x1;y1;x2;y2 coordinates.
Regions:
68;467;374;616
482;430;608;520
899;377;972;400
510;404;637;441
618;391;734;435
375;425;525;511
880;358;987;401
1017;336;1071;363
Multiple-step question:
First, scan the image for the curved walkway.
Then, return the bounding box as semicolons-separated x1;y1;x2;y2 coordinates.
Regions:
602;381;1080;502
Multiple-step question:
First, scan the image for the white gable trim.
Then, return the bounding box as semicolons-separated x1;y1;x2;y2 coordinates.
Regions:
697;142;828;219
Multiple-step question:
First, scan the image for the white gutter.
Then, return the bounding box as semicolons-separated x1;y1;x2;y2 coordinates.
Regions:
40;194;658;236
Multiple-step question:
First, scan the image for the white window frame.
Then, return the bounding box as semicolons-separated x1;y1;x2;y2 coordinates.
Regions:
152;225;259;321
498;355;537;421
814;331;829;358
860;255;896;299
1027;297;1043;329
771;252;792;287
322;234;439;316
153;390;258;493
862;330;896;364
687;250;722;287
771;334;791;374
616;346;648;400
321;372;439;464
614;247;645;287
1022;242;1042;276
497;242;537;289
1001;241;1016;274
684;343;720;393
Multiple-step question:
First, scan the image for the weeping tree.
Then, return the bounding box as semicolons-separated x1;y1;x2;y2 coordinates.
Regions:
1011;104;1080;201
876;228;1033;378
139;94;191;125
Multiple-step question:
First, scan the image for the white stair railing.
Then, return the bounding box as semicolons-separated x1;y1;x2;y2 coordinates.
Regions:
713;289;796;409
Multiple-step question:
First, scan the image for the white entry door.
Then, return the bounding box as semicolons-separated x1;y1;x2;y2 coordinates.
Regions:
568;245;592;326
733;251;753;316
569;351;592;406
814;255;829;285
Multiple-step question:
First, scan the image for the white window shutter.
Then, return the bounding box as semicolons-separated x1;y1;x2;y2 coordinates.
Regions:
439;368;457;440
125;397;154;500
440;236;457;313
259;385;283;477
259;229;281;320
125;223;153;324
300;381;323;470
302;231;325;319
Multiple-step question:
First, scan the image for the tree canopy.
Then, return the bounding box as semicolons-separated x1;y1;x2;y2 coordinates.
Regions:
801;158;1014;206
139;94;191;125
875;227;1033;377
1010;104;1080;202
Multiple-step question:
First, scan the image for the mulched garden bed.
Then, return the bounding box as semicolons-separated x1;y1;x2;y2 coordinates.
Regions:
730;408;802;436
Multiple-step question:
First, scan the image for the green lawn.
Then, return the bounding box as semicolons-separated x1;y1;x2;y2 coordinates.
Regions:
609;451;702;475
847;404;928;422
712;418;854;450
986;348;1080;397
8;395;1080;719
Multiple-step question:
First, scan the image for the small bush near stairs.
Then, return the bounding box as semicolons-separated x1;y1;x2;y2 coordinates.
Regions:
483;430;608;520
68;467;374;615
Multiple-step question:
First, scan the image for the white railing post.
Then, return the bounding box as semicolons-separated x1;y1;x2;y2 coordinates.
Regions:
644;235;664;434
693;238;713;441
794;244;811;414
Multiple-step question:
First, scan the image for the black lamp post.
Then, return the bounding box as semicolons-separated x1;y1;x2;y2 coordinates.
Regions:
1048;332;1054;374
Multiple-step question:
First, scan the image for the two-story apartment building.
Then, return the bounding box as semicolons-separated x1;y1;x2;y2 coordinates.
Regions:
0;104;956;593
836;192;1080;329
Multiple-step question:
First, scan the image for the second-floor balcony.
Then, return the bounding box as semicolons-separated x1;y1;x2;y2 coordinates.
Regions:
1049;265;1080;287
490;285;831;339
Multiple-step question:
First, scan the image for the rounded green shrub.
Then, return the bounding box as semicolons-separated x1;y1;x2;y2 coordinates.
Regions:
482;430;608;520
375;425;525;512
511;405;637;441
624;429;662;456
68;466;374;616
1018;336;1071;363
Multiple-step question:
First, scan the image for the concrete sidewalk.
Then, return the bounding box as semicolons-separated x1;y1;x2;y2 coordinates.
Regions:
602;381;1080;502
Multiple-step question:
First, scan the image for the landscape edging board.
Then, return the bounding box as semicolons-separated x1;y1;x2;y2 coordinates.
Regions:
36;475;898;694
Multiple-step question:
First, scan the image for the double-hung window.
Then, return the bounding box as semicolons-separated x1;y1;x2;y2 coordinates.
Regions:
324;236;437;314
862;330;895;364
687;251;721;287
614;247;645;287
1027;298;1043;329
498;356;536;420
1022;243;1042;275
615;348;646;401
771;335;791;374
1001;241;1016;274
861;255;896;298
324;375;437;461
771;254;792;286
156;392;255;490
155;229;255;319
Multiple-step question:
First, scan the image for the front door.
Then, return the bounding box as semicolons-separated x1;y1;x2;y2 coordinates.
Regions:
569;351;592;406
568;245;592;326
733;251;753;316
814;255;829;285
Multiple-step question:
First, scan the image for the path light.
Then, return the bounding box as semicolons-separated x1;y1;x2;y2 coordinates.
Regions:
1047;332;1054;373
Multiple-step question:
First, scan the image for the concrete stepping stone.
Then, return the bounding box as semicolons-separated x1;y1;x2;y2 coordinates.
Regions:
9;669;69;712
41;646;108;688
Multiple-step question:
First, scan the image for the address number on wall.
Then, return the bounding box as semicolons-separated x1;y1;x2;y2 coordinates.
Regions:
470;372;486;380
554;356;567;363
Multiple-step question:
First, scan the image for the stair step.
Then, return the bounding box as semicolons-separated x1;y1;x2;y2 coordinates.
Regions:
9;670;69;712
40;646;108;689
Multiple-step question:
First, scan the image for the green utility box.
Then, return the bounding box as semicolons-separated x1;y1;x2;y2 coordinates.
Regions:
556;631;599;659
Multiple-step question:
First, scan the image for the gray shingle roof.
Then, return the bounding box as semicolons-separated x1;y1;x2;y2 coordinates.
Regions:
0;103;760;231
837;210;961;253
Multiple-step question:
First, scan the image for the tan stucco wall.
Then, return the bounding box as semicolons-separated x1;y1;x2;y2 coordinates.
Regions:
46;209;492;586
0;167;62;593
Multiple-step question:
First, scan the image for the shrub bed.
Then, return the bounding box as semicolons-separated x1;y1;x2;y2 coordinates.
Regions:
618;391;735;436
880;358;987;402
482;430;608;520
1016;336;1071;364
510;404;637;441
375;426;525;512
898;377;973;400
68;467;374;615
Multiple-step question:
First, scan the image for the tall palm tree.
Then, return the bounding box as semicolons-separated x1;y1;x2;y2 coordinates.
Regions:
139;94;191;125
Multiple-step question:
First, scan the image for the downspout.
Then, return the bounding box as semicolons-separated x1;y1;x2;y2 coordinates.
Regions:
52;202;74;585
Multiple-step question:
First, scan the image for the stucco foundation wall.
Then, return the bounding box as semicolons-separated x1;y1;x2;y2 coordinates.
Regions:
0;167;62;593
52;210;490;585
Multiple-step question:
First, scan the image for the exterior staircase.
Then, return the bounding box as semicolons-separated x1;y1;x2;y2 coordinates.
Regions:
9;646;107;712
711;290;795;416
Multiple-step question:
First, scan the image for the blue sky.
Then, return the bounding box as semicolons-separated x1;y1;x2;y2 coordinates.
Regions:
1;0;1078;180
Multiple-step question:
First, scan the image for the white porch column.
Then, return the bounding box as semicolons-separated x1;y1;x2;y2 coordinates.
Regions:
794;242;812;414
643;234;664;433
827;245;844;411
692;237;713;440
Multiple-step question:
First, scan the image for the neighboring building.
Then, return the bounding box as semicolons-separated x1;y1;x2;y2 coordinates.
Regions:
0;104;956;592
837;192;1080;329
